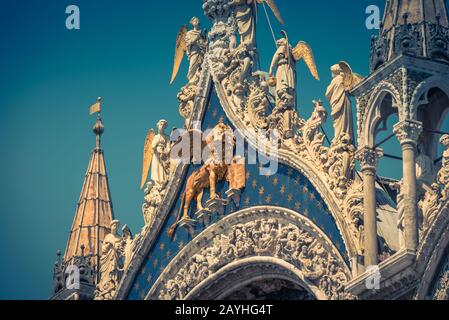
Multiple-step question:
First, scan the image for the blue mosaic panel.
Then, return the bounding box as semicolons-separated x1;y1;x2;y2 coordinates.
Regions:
126;88;348;300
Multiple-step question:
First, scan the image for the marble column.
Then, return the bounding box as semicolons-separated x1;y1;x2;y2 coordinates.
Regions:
356;147;384;267
393;120;423;252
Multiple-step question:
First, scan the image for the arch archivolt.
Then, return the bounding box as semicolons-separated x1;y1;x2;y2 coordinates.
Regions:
411;75;449;119
148;206;352;301
186;257;324;300
362;81;402;148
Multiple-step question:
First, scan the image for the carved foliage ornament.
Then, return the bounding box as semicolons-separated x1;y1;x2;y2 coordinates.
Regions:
393;120;423;146
355;147;384;173
158;218;351;300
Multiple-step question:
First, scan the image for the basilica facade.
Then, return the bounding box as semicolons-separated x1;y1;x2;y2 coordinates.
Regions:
52;0;449;300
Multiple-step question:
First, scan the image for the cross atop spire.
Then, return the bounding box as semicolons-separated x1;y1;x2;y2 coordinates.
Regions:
371;0;449;71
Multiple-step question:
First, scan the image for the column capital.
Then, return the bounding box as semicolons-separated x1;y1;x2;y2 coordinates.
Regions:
393;120;423;147
356;147;384;174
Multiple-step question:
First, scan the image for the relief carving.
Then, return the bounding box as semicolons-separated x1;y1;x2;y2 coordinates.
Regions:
159;218;350;300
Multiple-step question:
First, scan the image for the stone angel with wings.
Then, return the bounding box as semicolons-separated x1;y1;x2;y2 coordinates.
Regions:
326;61;363;145
170;17;207;85
269;31;320;109
232;0;284;48
140;120;171;189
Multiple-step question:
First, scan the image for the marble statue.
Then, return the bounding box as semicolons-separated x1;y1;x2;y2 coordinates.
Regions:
326;62;360;145
170;17;207;85
232;0;257;48
269;35;319;109
231;0;283;48
150;120;171;185
94;220;123;300
140;120;171;189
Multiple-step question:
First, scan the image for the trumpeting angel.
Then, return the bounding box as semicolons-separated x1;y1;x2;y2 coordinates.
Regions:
269;31;320;109
170;17;207;85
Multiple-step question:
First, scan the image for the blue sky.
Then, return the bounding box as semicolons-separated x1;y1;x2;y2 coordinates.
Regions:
0;0;447;300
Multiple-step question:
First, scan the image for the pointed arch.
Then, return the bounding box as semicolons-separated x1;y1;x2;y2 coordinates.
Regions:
362;81;402;148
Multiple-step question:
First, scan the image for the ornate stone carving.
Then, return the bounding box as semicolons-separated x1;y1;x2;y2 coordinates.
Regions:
94;221;147;300
393;120;423;147
299;100;328;165
356;147;383;174
393;14;422;57
177;83;198;126
142;180;167;225
269;36;319;110
159;218;350;300
141;120;172;190
370;33;389;71
94;220;124;300
169;16;207;128
434;270;449;300
325;135;356;199
428;14;449;62
342;181;364;254
326;62;360;146
247;74;270;130
419;135;449;238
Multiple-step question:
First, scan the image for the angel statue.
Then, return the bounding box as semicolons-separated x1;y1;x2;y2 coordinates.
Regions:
140;120;171;189
170;17;207;85
269;31;320;109
325;62;363;146
232;0;284;48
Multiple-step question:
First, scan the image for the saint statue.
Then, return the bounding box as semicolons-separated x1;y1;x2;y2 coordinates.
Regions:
233;0;257;47
326;62;362;145
94;220;123;300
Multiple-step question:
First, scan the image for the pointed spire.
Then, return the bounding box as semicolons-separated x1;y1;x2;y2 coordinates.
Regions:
63;107;114;277
371;0;449;71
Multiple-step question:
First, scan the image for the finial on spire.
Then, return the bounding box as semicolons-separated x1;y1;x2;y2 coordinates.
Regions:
90;97;104;148
93;117;104;149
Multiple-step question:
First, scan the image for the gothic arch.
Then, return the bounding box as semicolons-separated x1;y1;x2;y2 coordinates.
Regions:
362;82;402;148
411;76;449;159
411;75;449;118
147;206;352;301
